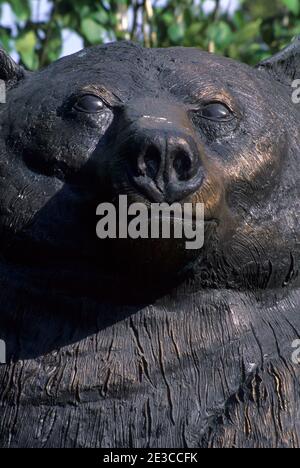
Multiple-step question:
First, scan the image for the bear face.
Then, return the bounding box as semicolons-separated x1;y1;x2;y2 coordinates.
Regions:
0;41;299;295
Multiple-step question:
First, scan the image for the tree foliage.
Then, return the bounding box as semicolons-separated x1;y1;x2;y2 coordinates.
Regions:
1;0;300;70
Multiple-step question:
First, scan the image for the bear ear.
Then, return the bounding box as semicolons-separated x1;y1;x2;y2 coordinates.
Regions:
256;36;300;85
0;47;25;83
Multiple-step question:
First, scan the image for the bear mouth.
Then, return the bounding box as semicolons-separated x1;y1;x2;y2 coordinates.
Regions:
3;214;218;261
1;172;220;297
1;210;219;301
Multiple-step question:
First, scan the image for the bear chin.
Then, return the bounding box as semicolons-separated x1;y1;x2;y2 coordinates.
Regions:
2;216;218;300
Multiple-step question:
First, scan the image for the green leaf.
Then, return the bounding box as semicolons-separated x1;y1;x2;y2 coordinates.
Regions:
45;27;62;63
207;21;233;48
168;23;184;42
290;25;300;36
10;0;31;21
80;18;104;44
15;30;38;69
281;0;299;15
232;11;246;29
58;12;78;29
234;19;262;43
74;5;91;19
0;28;11;50
91;10;109;25
161;12;174;26
186;22;204;36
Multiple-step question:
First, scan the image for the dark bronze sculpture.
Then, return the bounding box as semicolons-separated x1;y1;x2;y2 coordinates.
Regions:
0;38;299;448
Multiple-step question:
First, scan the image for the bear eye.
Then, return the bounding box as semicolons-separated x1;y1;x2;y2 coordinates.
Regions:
201;102;233;121
73;94;104;113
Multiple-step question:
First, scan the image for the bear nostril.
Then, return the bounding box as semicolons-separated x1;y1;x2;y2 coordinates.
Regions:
127;132;203;203
173;151;193;181
142;145;161;180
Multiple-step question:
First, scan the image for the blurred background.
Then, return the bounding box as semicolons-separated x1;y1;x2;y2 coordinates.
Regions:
0;0;300;70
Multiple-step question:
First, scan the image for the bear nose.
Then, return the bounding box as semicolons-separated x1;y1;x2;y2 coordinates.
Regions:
128;131;203;203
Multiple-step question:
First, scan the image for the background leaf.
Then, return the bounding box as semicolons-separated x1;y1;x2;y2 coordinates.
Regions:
1;0;300;70
80;17;105;44
15;30;37;69
282;0;299;16
9;0;30;21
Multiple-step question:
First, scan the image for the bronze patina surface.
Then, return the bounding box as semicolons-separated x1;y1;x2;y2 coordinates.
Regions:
0;39;299;448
